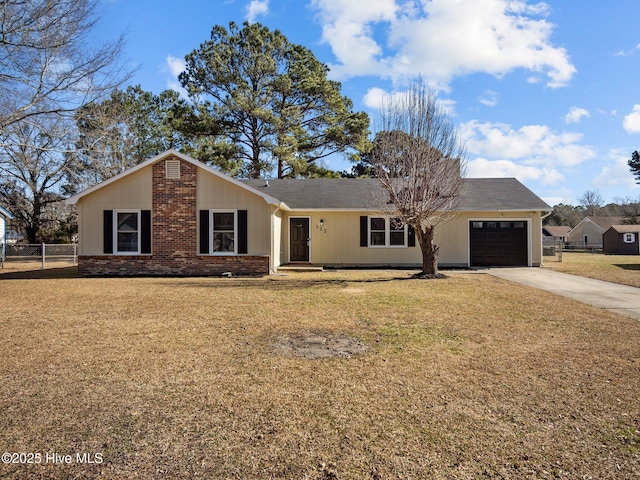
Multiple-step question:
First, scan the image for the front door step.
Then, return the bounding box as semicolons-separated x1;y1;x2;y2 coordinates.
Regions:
277;264;324;272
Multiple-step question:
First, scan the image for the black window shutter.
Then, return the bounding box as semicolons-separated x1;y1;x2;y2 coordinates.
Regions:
408;225;416;247
103;210;113;254
360;216;368;247
141;210;151;254
238;210;248;254
199;210;209;254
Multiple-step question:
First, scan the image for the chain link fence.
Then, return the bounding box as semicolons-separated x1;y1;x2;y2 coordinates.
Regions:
2;243;77;269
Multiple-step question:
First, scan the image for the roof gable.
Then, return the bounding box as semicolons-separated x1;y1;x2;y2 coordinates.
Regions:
65;150;283;207
570;216;625;234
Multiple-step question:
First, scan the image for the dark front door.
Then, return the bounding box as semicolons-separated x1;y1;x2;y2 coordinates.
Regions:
290;218;310;262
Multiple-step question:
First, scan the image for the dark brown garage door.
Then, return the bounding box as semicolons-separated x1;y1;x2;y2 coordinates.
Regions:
470;221;528;267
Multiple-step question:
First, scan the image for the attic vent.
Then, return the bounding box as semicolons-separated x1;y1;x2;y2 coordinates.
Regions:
165;159;180;179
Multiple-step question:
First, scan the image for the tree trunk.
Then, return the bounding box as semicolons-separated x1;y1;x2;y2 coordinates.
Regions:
277;158;284;179
416;225;439;275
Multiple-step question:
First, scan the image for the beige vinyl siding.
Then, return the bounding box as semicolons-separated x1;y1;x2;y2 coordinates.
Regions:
76;166;153;255
282;211;421;266
196;169;271;256
279;210;543;267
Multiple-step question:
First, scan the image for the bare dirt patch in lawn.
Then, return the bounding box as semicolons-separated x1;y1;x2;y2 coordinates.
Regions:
273;331;370;359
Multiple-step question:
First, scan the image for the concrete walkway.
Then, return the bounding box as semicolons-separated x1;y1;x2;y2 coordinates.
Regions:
487;267;640;321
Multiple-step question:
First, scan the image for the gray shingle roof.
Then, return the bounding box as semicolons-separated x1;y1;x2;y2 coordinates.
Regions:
581;216;625;231
241;177;550;211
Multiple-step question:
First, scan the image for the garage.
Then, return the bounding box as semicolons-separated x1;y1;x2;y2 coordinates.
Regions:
470;221;528;267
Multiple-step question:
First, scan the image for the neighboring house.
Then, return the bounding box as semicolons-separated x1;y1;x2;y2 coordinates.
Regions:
567;216;623;248
603;225;640;254
542;225;571;241
65;150;551;276
0;206;14;263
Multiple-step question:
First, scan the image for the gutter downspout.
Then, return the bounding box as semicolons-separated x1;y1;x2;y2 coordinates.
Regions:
540;210;552;266
270;203;283;274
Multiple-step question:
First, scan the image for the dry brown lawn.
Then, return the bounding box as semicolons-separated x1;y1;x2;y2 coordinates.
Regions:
545;252;640;288
0;265;639;479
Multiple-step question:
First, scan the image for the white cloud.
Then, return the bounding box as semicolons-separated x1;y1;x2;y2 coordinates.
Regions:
246;0;269;23
478;90;498;107
363;87;389;109
623;105;640;133
311;0;398;79
468;158;564;186
614;44;640;57
165;55;185;77
164;55;188;98
593;149;638;188
312;0;575;89
565;106;590;124
362;86;456;116
460;120;596;168
468;158;543;180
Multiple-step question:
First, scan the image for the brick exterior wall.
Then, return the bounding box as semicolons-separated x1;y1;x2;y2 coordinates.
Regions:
77;255;270;276
78;156;269;276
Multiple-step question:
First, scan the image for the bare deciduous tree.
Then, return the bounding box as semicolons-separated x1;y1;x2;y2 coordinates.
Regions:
578;189;604;217
370;80;466;276
0;115;79;242
0;0;128;133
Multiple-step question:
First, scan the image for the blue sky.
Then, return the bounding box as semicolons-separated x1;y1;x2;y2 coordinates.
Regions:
94;0;640;206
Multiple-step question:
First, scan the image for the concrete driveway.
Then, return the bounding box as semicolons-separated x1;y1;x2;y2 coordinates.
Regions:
487;267;640;321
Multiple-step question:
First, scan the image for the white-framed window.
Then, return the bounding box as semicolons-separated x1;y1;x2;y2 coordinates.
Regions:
114;210;140;254
624;233;635;243
368;216;407;247
210;210;237;255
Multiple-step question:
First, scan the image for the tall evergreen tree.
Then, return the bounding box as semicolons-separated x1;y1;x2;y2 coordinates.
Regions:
179;21;369;178
628;150;640;184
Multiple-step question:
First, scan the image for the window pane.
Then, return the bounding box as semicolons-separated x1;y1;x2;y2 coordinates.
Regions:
117;232;138;252
116;212;138;252
513;222;525;228
390;218;404;232
213;212;234;230
370;217;385;231
213;232;235;252
118;212;137;232
390;231;405;245
370;232;385;246
472;222;483;228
